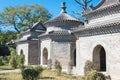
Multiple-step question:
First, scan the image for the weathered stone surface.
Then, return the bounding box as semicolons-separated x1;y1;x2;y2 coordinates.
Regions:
16;43;29;65
76;33;120;80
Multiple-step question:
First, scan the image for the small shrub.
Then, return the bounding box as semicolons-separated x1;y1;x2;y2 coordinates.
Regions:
47;59;52;69
9;47;18;68
9;48;16;56
2;56;10;65
17;53;25;68
84;70;106;80
9;56;17;68
0;56;3;65
54;59;62;75
22;66;44;80
84;60;95;74
19;64;25;71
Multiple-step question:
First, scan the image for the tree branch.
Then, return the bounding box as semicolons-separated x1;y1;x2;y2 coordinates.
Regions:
13;22;20;33
87;0;92;3
74;0;84;6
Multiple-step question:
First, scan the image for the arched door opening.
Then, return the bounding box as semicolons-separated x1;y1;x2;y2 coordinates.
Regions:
71;49;76;66
20;49;24;54
73;49;76;66
43;48;48;65
93;45;106;71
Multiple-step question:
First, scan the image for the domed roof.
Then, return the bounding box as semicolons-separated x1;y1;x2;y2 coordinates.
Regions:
44;2;83;27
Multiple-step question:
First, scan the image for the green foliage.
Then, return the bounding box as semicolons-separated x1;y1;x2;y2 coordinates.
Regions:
9;48;18;68
9;48;16;56
17;53;25;67
83;70;106;80
9;56;17;68
22;66;44;80
0;56;3;65
54;59;62;75
0;4;52;32
0;31;17;45
2;56;10;65
17;53;25;70
8;47;25;69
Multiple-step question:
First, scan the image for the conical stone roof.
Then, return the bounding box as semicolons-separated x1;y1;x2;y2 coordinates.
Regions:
44;2;83;27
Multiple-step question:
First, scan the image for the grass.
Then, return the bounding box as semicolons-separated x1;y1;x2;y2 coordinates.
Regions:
0;73;22;80
0;66;15;70
0;69;81;80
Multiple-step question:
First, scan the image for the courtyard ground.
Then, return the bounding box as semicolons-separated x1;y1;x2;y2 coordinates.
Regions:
0;66;81;80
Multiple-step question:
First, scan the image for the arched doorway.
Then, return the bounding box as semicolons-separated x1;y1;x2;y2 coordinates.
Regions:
20;49;24;54
73;49;76;66
93;45;106;71
71;49;76;66
43;48;48;65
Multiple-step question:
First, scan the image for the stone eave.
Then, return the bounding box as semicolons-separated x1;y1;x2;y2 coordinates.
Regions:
83;3;120;16
44;20;83;27
38;31;76;41
73;22;120;37
14;39;28;44
15;37;38;43
21;30;31;35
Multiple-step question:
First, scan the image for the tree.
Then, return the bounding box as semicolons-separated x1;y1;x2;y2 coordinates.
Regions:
74;0;92;10
0;4;52;33
0;31;18;45
73;0;92;21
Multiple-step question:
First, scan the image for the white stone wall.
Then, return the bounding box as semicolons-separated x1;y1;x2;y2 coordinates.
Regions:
16;43;29;65
51;41;71;70
40;39;76;72
40;39;52;65
76;33;120;80
85;11;120;28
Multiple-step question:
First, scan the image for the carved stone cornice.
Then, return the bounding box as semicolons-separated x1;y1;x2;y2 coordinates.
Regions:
74;23;120;37
39;31;76;42
83;3;120;17
86;5;120;20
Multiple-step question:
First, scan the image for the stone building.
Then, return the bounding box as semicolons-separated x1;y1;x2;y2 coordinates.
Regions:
38;2;83;71
16;22;46;65
16;0;120;80
74;0;120;79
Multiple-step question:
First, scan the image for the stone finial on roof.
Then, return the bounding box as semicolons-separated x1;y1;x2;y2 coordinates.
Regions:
61;2;67;13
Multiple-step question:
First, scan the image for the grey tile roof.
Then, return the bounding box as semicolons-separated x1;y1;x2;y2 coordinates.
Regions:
21;22;46;34
45;13;79;23
44;2;83;27
83;0;120;15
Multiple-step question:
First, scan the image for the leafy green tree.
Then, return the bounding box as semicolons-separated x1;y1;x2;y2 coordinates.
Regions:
0;4;52;33
0;31;18;45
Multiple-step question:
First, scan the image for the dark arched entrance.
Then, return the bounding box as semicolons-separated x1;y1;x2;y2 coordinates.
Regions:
20;49;24;54
73;49;76;66
93;45;106;71
71;49;76;66
43;48;48;65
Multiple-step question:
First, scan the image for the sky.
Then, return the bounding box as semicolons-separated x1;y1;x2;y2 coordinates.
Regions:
0;0;101;31
0;0;101;17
